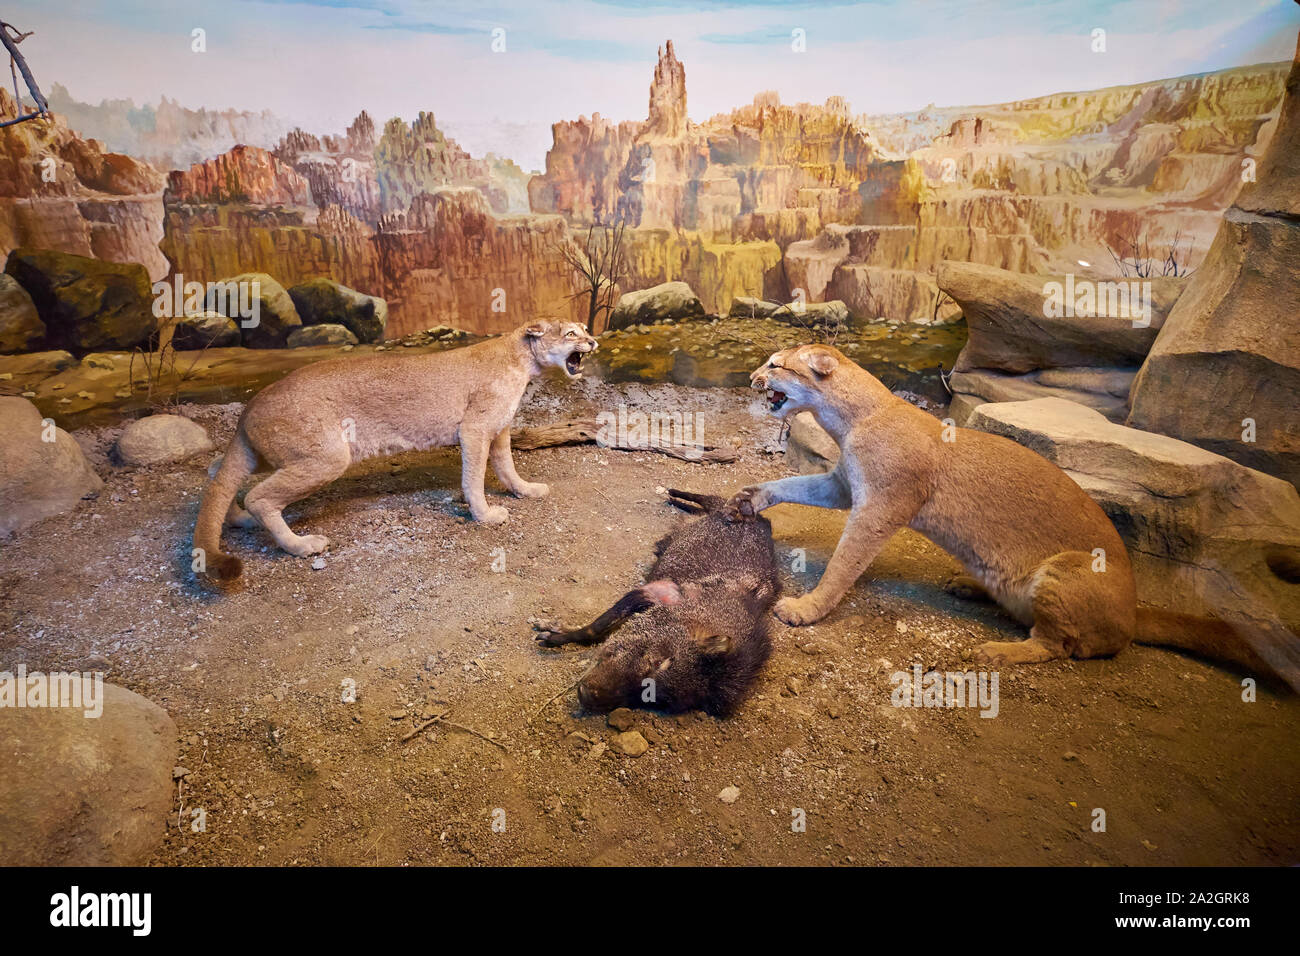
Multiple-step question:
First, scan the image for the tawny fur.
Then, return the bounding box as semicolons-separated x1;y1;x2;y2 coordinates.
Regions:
193;320;596;585
729;344;1140;667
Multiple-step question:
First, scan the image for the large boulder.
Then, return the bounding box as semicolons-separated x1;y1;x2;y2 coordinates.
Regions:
1128;30;1300;487
0;682;177;866
3;249;156;354
608;281;705;330
0;274;44;353
938;262;1183;374
114;414;215;467
966;398;1300;681
204;272;301;349
287;278;387;343
0;396;103;536
949;367;1136;425
1127;210;1300;485
170;312;241;351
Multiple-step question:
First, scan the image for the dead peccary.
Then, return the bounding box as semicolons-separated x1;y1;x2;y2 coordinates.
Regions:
534;489;779;716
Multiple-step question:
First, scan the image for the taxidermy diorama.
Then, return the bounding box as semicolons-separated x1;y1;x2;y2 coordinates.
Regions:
0;0;1297;874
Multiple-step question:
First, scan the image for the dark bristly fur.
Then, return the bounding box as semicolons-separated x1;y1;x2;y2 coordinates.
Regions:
535;489;780;716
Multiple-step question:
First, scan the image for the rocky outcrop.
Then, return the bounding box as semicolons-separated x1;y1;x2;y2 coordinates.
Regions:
937;261;1184;423
375;111;525;216
0;681;177;865
166;145;313;206
534;44;1285;323
0;273;43;352
940;262;1183;372
114;413;215;466
272;112;382;222
0;396;102;535
4;248;156;353
161;110;582;338
608;280;704;329
966;398;1300;686
1129;30;1300;486
287;277;386;343
375;188;582;336
948;367;1137;424
0;88;167;282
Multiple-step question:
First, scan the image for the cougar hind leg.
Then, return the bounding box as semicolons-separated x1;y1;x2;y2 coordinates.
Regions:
975;551;1134;666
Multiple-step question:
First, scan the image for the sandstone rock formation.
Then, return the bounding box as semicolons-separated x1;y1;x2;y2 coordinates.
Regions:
161;121;582;338
0;681;177;865
273;112;382;222
167;145;313;206
4;248;156;353
0;273;43;352
949;366;1137;425
941;262;1183;373
114;413;215;466
288;277;387;343
0;88;166;281
0;396;102;535
532;45;1285;323
1128;29;1300;487
967;398;1300;687
937;261;1184;423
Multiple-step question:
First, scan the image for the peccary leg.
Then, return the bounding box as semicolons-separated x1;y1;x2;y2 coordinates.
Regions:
535;582;680;647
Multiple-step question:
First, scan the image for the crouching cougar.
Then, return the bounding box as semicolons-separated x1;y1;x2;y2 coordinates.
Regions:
728;343;1289;681
193;320;597;585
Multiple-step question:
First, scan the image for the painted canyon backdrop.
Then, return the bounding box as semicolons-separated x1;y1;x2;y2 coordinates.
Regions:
0;0;1294;337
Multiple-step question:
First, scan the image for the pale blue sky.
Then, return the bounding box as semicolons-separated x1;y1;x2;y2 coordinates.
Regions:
8;0;1297;169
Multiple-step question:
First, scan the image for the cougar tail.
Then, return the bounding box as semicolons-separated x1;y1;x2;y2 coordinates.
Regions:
194;426;257;586
1136;605;1300;693
666;488;726;515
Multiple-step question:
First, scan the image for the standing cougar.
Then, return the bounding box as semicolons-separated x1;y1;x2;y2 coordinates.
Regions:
194;319;596;585
726;344;1283;676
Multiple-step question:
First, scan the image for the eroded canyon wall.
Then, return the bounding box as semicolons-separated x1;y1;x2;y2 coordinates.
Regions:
0;88;167;281
532;45;1288;321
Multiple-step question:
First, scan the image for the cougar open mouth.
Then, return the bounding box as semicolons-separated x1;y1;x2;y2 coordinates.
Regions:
565;350;585;376
766;388;788;412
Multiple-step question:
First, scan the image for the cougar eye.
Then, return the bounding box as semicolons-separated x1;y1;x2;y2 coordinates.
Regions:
565;330;577;338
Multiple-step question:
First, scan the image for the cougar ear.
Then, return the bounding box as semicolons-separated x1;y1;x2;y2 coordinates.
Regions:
524;321;549;338
693;630;733;657
805;347;839;377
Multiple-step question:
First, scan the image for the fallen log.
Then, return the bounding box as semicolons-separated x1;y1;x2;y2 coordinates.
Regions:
511;418;738;463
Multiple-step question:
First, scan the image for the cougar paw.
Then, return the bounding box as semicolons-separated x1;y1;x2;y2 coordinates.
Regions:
774;595;823;627
288;534;330;557
475;505;509;526
513;481;550;499
723;487;760;523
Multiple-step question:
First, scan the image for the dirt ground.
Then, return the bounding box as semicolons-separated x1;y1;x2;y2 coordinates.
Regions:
1;374;1297;866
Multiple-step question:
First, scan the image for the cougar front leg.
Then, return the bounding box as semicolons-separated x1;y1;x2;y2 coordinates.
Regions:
490;427;549;499
460;427;508;525
775;495;919;626
725;470;850;520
